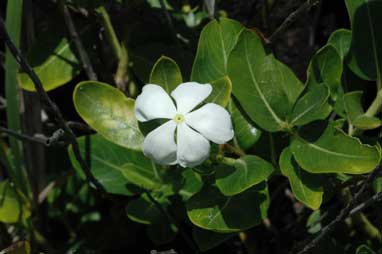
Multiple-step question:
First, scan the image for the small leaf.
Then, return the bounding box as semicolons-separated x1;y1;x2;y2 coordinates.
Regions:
345;0;382;81
126;193;166;224
327;29;352;60
356;245;376;254
191;18;244;83
228;30;304;131
178;169;203;201
18;33;80;91
228;99;261;150
205;76;232;107
307;45;343;99
68;134;158;195
0;181;31;223
216;155;274;196
291;122;381;174
279;148;324;210
193;227;234;252
344;91;381;130
73;81;144;150
149;56;183;93
187;183;269;232
289;83;332;126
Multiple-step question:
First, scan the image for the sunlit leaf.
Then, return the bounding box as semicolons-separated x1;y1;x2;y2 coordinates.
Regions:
205;76;232;107
0;181;31;223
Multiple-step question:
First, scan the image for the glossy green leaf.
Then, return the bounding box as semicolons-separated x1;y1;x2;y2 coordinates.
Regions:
126;194;166;224
228;30;304;131
149;56;183;93
289;83;332;126
205;76;232;107
216;155;274;196
345;0;382;82
193;227;234;252
68;134;159;195
178;169;203;201
187;183;269;232
307;45;343;99
344;91;381;130
191;18;244;82
18;35;80;91
291;122;381;174
228;99;261;150
327;29;352;60
0;181;31;223
73;81;144;150
279;148;323;210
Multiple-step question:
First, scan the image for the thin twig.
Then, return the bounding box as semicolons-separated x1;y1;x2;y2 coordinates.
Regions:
268;0;320;44
295;164;381;254
0;126;48;146
0;17;104;192
59;0;98;81
143;189;200;253
350;189;382;216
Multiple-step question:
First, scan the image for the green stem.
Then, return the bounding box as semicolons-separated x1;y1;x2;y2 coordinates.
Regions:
4;0;28;195
97;6;122;60
365;89;382;117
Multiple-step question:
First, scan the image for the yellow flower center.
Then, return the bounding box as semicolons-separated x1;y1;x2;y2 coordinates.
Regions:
174;114;184;123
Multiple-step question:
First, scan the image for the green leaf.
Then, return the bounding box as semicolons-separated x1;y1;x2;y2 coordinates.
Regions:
228;99;261;150
187;183;269;232
0;181;31;223
149;56;183;93
205;76;232;107
18;34;80;91
228;30;304;131
345;0;382;82
126;193;166;224
289;83;332;126
216;155;274;196
73;81;144;150
344;91;381;130
327;29;352;60
191;18;244;83
192;227;234;252
178;169;203;201
291;122;381;174
356;245;376;254
279;148;323;210
307;45;343;99
68;134;159;195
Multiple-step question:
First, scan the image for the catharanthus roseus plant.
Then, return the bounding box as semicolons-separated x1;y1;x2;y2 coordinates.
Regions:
1;0;382;253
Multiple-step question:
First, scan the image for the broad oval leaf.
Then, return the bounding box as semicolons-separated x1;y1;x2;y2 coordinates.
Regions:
289;83;332;126
205;76;232;107
191;18;244;83
187;183;269;232
327;29;352;60
291;122;381;174
73;81;144;150
18;35;80;91
228;30;304;131
346;0;382;81
192;227;234;252
228;99;261;150
216;155;273;196
279;147;324;210
344;91;381;130
68;134;160;195
307;45;343;99
0;181;31;223
149;56;183;93
126;193;167;224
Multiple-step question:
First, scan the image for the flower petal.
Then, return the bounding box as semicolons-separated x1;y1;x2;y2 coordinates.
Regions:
135;84;177;122
143;120;177;165
171;82;212;114
177;122;210;168
185;103;234;144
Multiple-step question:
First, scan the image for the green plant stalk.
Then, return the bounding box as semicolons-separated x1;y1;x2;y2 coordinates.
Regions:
97;6;122;60
365;89;382;117
4;0;29;195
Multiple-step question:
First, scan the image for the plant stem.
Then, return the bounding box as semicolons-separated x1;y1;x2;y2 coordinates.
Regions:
365;89;382;117
4;0;29;195
97;6;122;60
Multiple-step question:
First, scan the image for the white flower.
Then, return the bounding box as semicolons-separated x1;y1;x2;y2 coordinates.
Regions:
134;82;234;168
